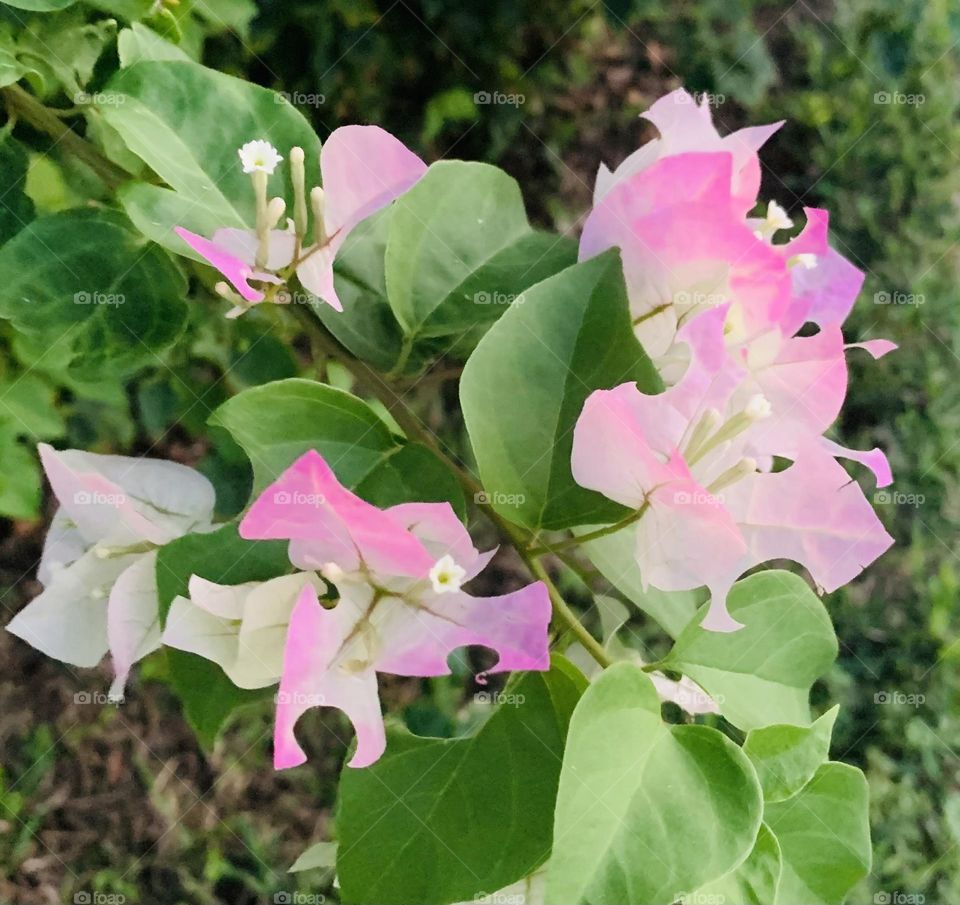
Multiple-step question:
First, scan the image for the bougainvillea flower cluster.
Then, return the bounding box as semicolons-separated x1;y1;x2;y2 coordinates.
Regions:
7;444;216;698
573;88;894;629
235;451;552;768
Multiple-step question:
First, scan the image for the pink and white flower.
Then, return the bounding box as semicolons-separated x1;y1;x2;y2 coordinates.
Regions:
571;307;894;632
175;125;426;315
6;444;216;698
238;450;552;768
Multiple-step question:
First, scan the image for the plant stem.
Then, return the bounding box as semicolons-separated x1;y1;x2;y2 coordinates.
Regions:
525;554;613;669
2;84;131;190
528;503;649;556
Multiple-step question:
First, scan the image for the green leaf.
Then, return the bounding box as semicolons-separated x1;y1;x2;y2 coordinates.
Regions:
573;523;701;637
460;250;659;531
744;707;838;803
101;59;320;250
0;209;188;380
0;46;31;89
765;763;871;904
0;373;64;438
1;0;76;11
289;841;336;874
337;659;586;905
316;206;406;372
117;23;191;66
210;378;464;515
546;662;763;905
16;15;116;99
385;160;577;342
155;523;290;747
689;822;782;905
85;0;155;22
0;135;34;245
0;431;40;519
663;571;839;731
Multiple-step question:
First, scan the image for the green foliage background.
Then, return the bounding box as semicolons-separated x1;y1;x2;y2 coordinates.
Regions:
0;0;957;902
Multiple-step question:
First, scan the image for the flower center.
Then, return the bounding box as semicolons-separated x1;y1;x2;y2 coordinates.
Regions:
429;555;466;595
684;394;771;466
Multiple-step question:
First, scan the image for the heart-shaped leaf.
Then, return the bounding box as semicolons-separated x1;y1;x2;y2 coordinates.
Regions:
663;571;838;730
546;662;763;904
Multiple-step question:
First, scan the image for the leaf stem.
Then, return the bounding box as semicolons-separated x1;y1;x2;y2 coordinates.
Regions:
528;503;649;556
2;84;131;190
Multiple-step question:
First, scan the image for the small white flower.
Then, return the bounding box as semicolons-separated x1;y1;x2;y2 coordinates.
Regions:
429;554;467;595
765;199;793;232
238;139;283;175
791;252;818;270
745;394;772;420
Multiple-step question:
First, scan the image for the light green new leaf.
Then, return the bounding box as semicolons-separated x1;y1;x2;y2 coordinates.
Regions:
211;378;464;515
0;209;188;380
289;841;336;874
337;658;586;905
546;662;763;905
0;430;41;519
766;763;872;904
744;706;838;802
0;0;76;11
663;571;838;731
117;23;191;67
0;373;64;439
689;822;782;905
460;250;660;531
102;59;320;251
